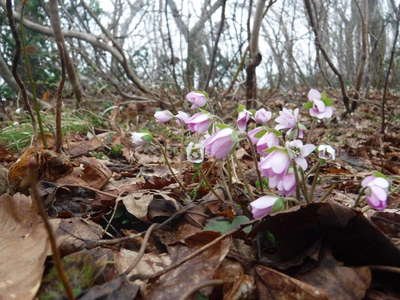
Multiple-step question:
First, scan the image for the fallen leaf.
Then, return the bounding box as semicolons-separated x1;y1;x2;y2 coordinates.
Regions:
0;194;50;299
255;265;328;300
295;251;371;300
144;231;231;300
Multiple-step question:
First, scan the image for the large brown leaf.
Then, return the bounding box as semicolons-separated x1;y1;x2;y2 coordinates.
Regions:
144;231;231;300
0;194;50;299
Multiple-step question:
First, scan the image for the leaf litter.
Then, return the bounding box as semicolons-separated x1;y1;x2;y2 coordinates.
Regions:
0;91;400;299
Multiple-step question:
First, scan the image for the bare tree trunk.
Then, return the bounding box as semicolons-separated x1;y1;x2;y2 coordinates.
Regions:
246;0;276;108
381;1;400;134
46;0;83;108
352;0;369;112
368;0;386;89
204;0;227;91
303;0;351;114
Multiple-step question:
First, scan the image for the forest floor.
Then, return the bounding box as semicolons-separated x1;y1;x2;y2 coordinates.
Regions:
0;88;400;299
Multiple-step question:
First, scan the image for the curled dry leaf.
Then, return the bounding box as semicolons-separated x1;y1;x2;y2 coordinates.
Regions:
0;194;50;300
8;147;74;192
121;191;180;222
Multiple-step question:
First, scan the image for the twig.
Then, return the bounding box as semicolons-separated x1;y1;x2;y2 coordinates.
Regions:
353;187;368;208
28;159;75;300
148;219;259;280
180;280;224;300
308;160;320;202
125;223;157;278
320;183;337;202
103;197;120;236
58;184;119;199
87;199;215;248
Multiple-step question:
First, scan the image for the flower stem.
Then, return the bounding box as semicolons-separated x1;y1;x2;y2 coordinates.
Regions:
320;183;337;202
353;187;368;208
199;166;225;203
308;160;321;202
246;135;264;193
156;140;190;200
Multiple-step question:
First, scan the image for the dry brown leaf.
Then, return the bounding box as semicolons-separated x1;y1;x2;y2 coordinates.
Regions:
120;192;154;221
51;217;103;256
295;252;371;300
0;194;50;299
144;232;231;300
115;248;171;281
79;157;112;189
215;258;255;300
255;265;328;300
8;147;73;192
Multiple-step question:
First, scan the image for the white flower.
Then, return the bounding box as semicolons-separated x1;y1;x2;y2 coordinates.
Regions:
317;145;335;160
131;132;152;145
285;139;315;170
186;142;204;163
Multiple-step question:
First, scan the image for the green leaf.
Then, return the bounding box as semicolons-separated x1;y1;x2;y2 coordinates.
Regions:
199;108;210;114
372;171;387;179
265;231;277;247
303;101;313;109
195;90;209;98
265;146;283;153
254;129;267;138
215;123;230;129
271;198;284;213
321;92;334;106
255;178;269;189
237;104;246;112
204;216;252;234
269;129;282;136
249;109;257;115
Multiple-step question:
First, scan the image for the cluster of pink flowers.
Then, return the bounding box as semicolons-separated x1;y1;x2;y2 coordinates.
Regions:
135;89;390;219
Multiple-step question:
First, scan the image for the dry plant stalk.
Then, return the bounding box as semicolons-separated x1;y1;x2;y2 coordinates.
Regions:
27;158;75;300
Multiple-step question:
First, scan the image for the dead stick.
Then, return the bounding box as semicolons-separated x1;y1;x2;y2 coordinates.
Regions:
125;223;157;278
148;219;259;280
28;159;75;300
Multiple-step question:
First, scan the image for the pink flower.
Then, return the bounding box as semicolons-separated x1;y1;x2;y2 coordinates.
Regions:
275;108;299;131
256;132;279;156
361;175;390;210
248;127;264;144
154;110;174;123
204;128;235;159
285;140;315;170
255;108;272;124
175;111;190;124
308;89;333;119
258;149;290;178
250;195;279;218
186;91;207;109
237;110;251;132
185;112;211;133
269;172;296;196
